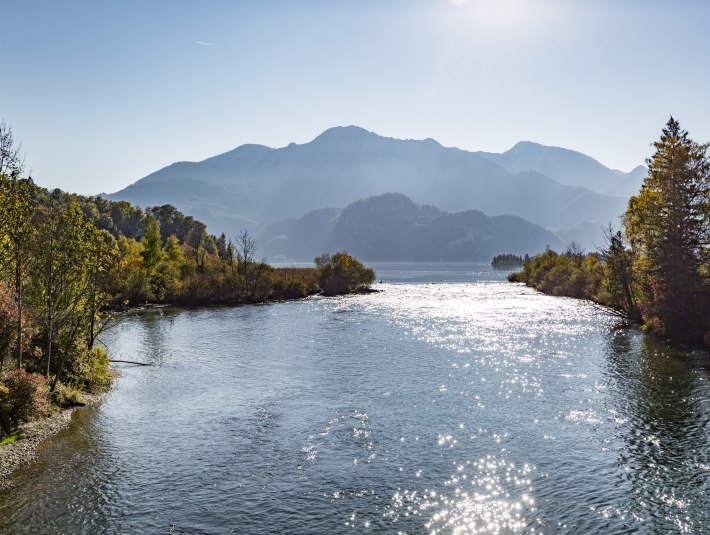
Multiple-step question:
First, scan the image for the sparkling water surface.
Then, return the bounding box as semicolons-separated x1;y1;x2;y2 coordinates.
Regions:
1;263;709;534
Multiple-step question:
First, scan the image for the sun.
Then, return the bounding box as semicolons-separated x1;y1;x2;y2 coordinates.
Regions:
445;0;554;36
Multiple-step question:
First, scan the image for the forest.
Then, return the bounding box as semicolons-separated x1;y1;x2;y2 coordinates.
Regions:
0;123;375;440
510;118;710;348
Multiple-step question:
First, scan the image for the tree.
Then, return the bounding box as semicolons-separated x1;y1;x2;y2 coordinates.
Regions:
0;122;34;368
30;202;97;378
226;238;236;275
184;222;209;274
0;282;20;371
140;217;164;272
565;241;585;260
164;234;184;263
0;121;25;180
599;225;639;320
237;228;256;267
236;228;257;296
85;229;116;350
109;200;147;238
146;204;182;241
625;117;710;341
216;232;228;260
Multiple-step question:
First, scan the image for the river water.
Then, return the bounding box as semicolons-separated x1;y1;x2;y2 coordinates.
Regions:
1;263;709;534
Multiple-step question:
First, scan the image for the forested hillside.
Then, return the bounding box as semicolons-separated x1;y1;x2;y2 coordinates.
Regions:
259;193;565;261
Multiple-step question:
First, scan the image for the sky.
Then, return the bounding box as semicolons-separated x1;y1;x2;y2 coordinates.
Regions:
2;0;710;195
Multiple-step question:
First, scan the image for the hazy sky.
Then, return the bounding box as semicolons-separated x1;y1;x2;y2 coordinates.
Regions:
2;0;709;195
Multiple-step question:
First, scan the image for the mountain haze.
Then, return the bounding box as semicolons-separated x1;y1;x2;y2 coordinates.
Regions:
477;141;646;198
259;193;566;262
107;126;641;244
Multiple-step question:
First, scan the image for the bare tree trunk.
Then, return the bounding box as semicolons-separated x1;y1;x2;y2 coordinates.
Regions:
45;230;55;376
15;259;22;369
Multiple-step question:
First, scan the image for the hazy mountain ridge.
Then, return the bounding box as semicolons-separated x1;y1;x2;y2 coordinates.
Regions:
259;193;566;261
108;126;642;243
477;141;645;197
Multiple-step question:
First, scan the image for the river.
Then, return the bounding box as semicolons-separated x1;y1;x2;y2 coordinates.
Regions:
1;263;709;534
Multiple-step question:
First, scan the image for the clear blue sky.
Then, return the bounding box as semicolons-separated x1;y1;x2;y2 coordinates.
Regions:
2;0;709;195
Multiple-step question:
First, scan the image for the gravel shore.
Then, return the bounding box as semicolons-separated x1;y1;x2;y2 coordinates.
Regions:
0;389;108;489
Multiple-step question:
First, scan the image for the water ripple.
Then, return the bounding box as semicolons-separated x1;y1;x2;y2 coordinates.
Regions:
1;264;708;534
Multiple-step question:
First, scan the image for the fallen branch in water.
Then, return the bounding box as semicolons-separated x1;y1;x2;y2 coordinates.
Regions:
109;359;152;366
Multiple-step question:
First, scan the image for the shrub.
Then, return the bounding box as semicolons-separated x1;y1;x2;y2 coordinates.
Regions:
1;369;50;424
82;347;112;393
63;346;111;392
51;383;86;408
315;252;375;296
0;384;11;437
507;271;525;283
272;279;309;300
509;250;604;301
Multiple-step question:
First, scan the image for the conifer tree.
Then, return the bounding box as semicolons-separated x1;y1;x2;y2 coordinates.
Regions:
625;117;710;341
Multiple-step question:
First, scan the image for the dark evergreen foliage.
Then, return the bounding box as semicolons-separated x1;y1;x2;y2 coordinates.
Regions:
492;254;524;267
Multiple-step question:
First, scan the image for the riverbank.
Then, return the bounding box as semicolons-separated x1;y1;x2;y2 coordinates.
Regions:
0;381;114;489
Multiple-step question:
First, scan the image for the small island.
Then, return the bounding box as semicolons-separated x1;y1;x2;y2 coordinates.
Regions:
492;254;527;269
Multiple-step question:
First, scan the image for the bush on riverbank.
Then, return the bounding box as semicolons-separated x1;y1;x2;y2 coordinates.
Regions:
52;384;86;408
73;347;112;393
508;249;604;300
315;252;376;296
0;370;50;436
271;267;321;299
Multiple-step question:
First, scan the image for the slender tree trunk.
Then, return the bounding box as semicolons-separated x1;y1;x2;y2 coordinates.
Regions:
50;316;82;393
45;233;55;376
88;308;96;350
45;294;53;376
621;270;639;321
87;248;99;350
15;259;22;369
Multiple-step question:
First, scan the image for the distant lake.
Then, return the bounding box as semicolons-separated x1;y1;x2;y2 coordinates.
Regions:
2;263;709;533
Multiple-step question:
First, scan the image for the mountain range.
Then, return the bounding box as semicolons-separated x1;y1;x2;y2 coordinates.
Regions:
259;192;565;261
107;126;644;258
